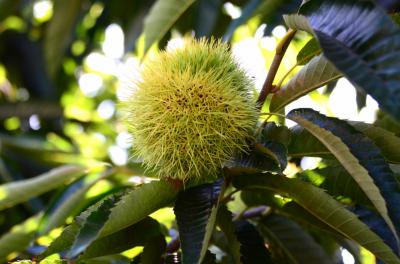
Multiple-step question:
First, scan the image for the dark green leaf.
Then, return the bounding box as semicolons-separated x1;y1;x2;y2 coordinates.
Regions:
301;166;372;206
286;0;400;120
139;234;166;264
232;173;400;264
65;194;122;259
99;180;179;237
216;205;241;264
259;214;333;264
234;220;272;264
288;108;400;240
80;217;162;260
287;125;330;158
349;121;400;164
351;205;399;256
174;179;223;264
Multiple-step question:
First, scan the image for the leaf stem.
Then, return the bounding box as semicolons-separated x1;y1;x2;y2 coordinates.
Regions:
256;29;297;109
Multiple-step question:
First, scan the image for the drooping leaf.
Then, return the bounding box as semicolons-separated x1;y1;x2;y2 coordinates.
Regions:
0;165;86;210
143;0;196;54
44;0;83;78
64;194;123;259
288;121;400;163
287;125;330;158
296;37;321;65
232;173;400;264
174;179;223;264
270;54;341;112
233;220;272;264
351;205;399;256
288;108;400;241
0;214;41;262
258;214;333;264
301;166;372;206
216;205;241;264
349;121;400;164
285;0;400;120
80;217;163;260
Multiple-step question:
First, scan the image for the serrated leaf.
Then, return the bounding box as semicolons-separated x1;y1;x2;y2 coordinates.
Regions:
259;214;333;264
352;205;399;255
233;220;272;264
143;0;196;54
297;37;321;65
288;108;400;244
65;194;122;259
0;165;86;210
302;166;372;206
288;125;330;158
42;180;178;258
100;180;179;237
216;206;241;264
349;121;400;164
270;54;341;112
79;217;162;260
174;179;223;264
285;0;400;120
232;173;400;264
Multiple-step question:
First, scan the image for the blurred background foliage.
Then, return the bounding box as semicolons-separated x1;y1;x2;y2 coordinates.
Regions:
0;0;399;262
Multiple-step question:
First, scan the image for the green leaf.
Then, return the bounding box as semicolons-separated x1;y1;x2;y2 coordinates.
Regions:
42;180;178;258
216;206;241;264
287;109;400;247
44;0;83;78
141;234;167;264
143;0;196;54
174;179;223;264
0;214;41;262
0;165;86;210
285;0;400;120
288;121;400;163
233;220;272;263
258;214;333;264
65;194;122;259
80;217;163;260
270;54;341;112
296;37;321;65
349;121;400;164
287;125;330;158
99;180;179;237
232;173;400;264
301;166;372;206
38;176;99;235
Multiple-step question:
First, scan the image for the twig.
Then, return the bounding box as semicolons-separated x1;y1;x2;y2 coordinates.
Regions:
256;30;297;109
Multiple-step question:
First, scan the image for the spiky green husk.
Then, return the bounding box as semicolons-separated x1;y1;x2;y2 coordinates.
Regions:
126;38;258;182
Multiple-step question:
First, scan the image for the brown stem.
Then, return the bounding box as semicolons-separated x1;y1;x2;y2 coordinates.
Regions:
256;29;297;109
